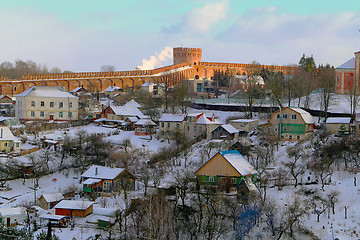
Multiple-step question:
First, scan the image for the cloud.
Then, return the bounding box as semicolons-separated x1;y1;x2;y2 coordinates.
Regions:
162;0;229;35
136;46;173;70
215;7;360;66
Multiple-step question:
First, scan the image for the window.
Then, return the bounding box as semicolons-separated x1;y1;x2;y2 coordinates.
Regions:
69;102;73;108
59;102;63;108
68;112;72;118
103;182;110;190
31;101;35;107
209;176;214;182
50;102;54;107
167;123;170;128
40;111;44;117
283;114;287;119
31;111;35;117
59;112;63;118
292;114;296;120
41;101;44;107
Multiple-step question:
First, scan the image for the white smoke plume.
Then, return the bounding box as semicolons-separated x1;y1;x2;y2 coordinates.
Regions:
137;46;173;70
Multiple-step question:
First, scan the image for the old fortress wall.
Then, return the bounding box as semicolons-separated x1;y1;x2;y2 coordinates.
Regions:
0;47;298;96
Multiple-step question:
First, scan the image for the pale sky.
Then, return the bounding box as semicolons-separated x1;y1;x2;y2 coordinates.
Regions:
0;0;360;72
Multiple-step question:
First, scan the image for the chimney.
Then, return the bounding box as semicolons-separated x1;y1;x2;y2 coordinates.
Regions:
95;167;98;175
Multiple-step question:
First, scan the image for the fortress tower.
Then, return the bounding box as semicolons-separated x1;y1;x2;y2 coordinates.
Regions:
173;47;202;65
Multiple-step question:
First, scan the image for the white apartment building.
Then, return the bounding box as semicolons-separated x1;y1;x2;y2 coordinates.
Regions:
15;86;79;121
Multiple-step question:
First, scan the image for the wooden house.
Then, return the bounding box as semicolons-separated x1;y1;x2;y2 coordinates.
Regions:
54;200;94;217
325;117;351;135
81;165;136;196
39;193;64;210
134;119;157;136
0;207;27;226
268;107;315;141
196;150;258;190
211;124;240;139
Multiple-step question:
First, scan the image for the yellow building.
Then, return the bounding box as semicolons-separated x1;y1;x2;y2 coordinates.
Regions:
196;150;257;188
15;86;79;121
0;126;21;153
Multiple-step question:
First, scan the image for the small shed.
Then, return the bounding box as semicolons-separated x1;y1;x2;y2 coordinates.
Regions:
211;124;240;139
0;207;27;226
325;117;351;135
39;193;64;210
54;200;94;217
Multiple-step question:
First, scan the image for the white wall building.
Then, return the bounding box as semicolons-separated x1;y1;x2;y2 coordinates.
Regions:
15;86;79;121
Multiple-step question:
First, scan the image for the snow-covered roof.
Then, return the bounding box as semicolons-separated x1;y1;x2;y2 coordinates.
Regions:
71;86;87;93
196;114;221;125
220;150;258;176
229;119;258;123
54;200;93;210
159;113;187;122
16;86;78;98
0;126;20;142
220;124;239;134
135;119;156;126
337;57;355;69
82;178;101;185
127;116;139;123
141;82;154;87
326;117;351;124
289;107;315;124
0;207;26;216
104;86;122;92
109;105;145;119
41;193;64;203
123;100;142;109
39;214;68;220
81;165;126;180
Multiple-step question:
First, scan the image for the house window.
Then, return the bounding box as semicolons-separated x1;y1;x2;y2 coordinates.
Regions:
69;102;73;108
68;112;72;118
41;101;44;107
31;101;35;107
103;182;110;190
292;115;296;120
209;176;214;182
40;111;44;117
283;114;287;119
59;102;63;108
161;123;164;128
50;102;54;107
59;112;63;118
31;111;35;117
